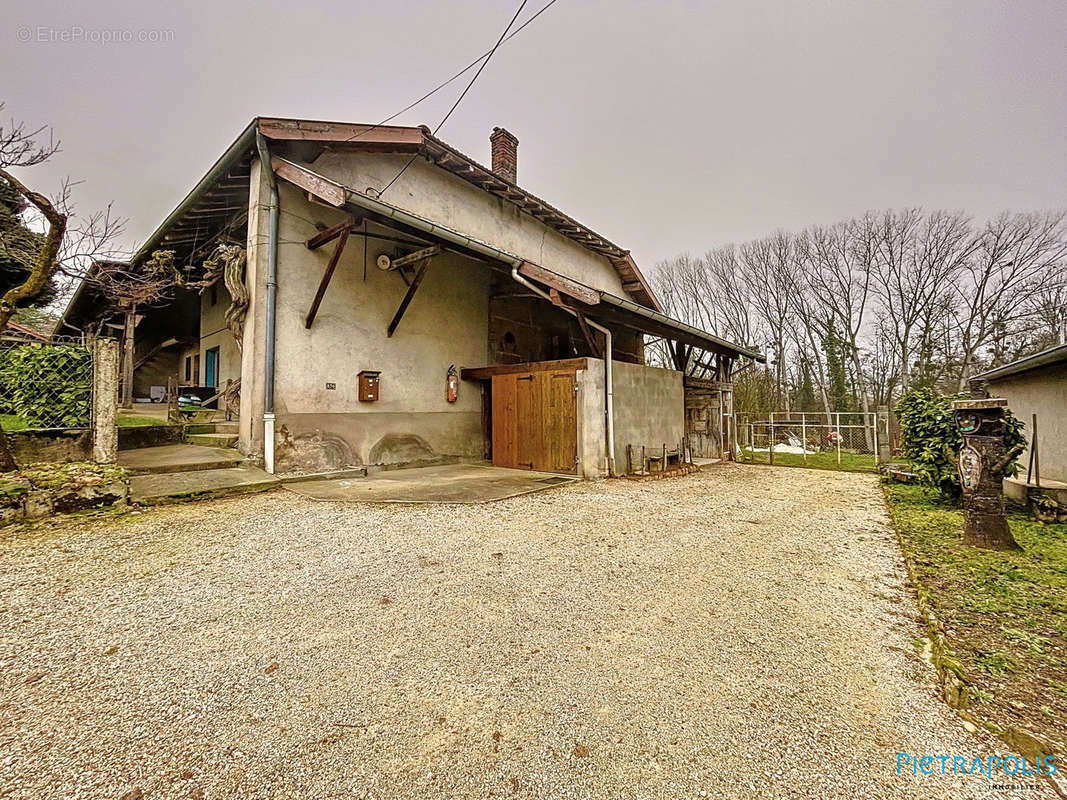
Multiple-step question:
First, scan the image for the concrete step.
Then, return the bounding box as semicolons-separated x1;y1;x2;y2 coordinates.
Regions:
212;422;239;435
118;444;243;475
130;465;279;505
187;432;238;448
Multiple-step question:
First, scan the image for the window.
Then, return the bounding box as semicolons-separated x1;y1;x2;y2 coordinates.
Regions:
184;356;191;382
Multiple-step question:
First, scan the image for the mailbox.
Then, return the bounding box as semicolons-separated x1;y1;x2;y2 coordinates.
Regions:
358;370;380;402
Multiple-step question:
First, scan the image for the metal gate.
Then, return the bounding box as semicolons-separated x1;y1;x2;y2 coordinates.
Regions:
737;411;889;472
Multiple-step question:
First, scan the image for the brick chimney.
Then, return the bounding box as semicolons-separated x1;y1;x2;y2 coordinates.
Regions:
490;127;518;184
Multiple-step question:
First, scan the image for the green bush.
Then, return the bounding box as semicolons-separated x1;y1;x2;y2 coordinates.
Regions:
895;388;1026;496
0;343;92;428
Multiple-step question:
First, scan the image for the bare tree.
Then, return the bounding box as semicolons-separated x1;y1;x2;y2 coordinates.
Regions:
0;105;126;470
92;252;175;408
950;211;1067;388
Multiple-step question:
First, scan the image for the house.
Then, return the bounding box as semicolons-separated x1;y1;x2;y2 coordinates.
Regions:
62;117;763;477
974;343;1067;501
3;320;52;345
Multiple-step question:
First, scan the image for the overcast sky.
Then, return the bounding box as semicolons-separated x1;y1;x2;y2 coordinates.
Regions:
4;0;1065;272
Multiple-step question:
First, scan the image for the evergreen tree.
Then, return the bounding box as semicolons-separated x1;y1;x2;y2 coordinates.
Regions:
823;319;850;412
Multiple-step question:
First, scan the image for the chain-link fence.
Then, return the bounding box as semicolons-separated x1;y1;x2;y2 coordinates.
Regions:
737;411;887;473
0;335;93;431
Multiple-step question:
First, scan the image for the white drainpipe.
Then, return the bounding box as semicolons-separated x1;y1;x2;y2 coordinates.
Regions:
510;267;616;478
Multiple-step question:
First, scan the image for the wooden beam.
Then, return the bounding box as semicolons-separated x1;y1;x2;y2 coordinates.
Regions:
387;245;440;270
259;118;423;146
460;358;590;382
306;219;357;251
304;226;351;328
271;157;345;207
517;261;599;306
387;259;431;337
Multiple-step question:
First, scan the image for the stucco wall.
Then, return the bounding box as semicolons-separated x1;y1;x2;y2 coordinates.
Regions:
302;153;627;296
242;177;489;471
610;361;685;470
576;360;684;478
199;283;241;392
988;364;1067;482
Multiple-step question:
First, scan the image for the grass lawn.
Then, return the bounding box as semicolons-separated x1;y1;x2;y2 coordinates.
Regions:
0;413;30;431
740;447;877;473
883;483;1067;751
117;415;168;427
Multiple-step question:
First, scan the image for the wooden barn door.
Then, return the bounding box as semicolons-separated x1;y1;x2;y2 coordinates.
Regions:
491;369;577;474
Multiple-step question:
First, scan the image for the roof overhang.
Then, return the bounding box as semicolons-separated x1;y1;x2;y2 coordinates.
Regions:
63;116;659;320
270;157;761;364
973;344;1067;382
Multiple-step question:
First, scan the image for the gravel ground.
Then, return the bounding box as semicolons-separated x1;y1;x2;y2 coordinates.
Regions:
0;464;1055;799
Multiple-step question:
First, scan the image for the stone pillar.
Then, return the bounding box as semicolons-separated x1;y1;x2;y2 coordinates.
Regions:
952;397;1021;551
92;338;119;464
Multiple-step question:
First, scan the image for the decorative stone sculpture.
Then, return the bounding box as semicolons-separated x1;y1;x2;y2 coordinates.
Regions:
951;397;1023;551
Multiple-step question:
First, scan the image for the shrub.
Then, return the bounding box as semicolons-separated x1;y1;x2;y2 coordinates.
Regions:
0;343;92;428
895;388;1025;496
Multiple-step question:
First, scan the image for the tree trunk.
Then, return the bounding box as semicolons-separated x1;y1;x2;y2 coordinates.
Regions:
0;422;16;472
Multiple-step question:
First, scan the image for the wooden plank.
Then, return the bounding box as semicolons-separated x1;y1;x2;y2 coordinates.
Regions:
259;119;424;146
515;372;540;470
491;374;519;469
387;245;440;270
460;358;590;382
306;219;357;250
386;259;430;337
517;261;600;306
304;226;351;329
541;370;578;473
271;157;345;207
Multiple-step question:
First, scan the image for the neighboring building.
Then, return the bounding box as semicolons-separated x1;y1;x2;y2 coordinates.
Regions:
3;320;51;345
975;344;1067;496
62;117;763;476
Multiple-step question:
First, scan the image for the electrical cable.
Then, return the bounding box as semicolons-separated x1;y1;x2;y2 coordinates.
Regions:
378;0;531;197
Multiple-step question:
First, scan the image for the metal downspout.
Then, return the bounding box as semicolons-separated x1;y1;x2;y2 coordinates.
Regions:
510;267;616;478
255;133;279;473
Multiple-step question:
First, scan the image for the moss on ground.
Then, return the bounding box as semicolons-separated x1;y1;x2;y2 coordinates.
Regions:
883;483;1066;753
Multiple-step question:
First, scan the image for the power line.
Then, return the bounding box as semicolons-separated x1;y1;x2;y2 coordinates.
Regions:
341;0;560;146
378;0;532;197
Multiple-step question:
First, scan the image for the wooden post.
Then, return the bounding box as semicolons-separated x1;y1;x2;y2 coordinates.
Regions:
769;412;775;465
92;338;119;464
120;305;135;409
801;415;807;463
1024;416;1041;492
835;412;842;465
872;412;880;464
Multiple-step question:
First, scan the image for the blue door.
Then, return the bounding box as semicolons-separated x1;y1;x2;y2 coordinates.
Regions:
205;347;219;388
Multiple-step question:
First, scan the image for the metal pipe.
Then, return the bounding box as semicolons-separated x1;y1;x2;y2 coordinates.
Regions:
255;133;279;474
510;267;616;478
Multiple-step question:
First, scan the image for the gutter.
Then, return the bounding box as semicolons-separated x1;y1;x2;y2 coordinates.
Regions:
255;132;280;474
973;343;1067;383
337;182;618;477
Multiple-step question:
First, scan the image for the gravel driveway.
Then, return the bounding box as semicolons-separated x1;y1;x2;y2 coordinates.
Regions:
0;464;1054;799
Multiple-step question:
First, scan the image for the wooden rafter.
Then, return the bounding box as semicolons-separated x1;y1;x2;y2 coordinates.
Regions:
387;245;439;270
306;218;359;250
386;253;434;337
304;226;351;328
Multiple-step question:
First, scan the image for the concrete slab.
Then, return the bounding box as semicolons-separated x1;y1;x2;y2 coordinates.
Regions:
285;463;578;504
130;465;280;505
118;444;243;474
